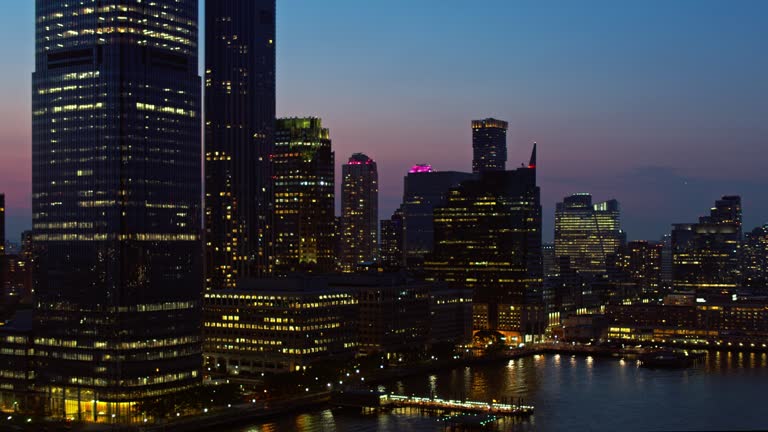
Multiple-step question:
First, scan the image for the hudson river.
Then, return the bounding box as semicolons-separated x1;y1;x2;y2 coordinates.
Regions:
226;351;768;431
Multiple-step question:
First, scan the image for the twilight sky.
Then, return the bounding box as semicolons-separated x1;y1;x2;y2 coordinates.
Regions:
1;0;767;243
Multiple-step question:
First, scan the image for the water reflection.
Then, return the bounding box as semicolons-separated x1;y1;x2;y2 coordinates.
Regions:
229;351;768;432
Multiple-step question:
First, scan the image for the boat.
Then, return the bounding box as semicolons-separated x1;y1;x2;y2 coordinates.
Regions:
639;350;693;368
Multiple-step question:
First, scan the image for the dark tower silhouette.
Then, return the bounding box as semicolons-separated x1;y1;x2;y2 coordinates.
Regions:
32;0;202;420
205;0;277;287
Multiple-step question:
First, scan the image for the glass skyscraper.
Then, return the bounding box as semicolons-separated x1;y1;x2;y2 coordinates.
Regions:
554;194;624;274
32;0;201;421
425;146;543;339
340;153;379;272
205;0;276;288
273;118;335;274
472;118;508;174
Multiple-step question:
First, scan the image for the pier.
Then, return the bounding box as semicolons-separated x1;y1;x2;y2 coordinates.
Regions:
332;390;533;418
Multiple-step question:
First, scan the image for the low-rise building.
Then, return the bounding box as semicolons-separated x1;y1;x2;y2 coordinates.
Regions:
203;278;358;377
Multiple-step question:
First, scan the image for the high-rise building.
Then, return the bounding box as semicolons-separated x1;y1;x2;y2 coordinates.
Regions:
425;145;543;339
380;208;404;271
205;0;276;288
32;1;201;421
611;241;663;295
554;194;624;274
399;165;474;268
340;153;379;272
273;118;335;273
742;225;768;289
672;196;742;292
472;118;508;174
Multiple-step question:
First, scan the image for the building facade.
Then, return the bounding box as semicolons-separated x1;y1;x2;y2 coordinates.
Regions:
340;153;379;272
380;208;404;271
32;0;202;421
425;146;543;338
742;225;768;289
554;194;624;274
672;196;742;292
205;0;276;288
203;278;358;376
0;194;4;256
273;118;335;273
472;118;508;174
399;166;474;268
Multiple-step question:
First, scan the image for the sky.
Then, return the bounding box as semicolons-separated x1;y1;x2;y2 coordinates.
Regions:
1;0;767;243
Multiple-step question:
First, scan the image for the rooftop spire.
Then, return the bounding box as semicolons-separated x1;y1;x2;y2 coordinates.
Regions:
528;142;537;169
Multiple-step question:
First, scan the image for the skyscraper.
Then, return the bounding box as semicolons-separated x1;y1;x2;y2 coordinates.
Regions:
380;208;404;271
399;165;474;268
742;225;768;289
672;196;742;292
554;194;624;274
340;153;379;272
425;146;543;339
472;118;508;174
273;118;335;273
205;0;276;288
32;0;201;421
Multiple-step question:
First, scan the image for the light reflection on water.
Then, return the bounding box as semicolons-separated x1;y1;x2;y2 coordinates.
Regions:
229;351;768;432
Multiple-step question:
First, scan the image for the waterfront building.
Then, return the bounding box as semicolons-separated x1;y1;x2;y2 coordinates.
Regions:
741;225;768;290
205;0;277;287
340;154;379;272
672;196;742;292
32;0;202;421
472;118;508;174
425;145;543;340
327;273;473;354
399;165;474;268
273;118;335;274
203;278;358;376
380;208;404;271
554;194;624;274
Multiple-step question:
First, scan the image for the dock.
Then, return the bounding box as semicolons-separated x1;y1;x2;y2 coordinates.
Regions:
332;390;533;418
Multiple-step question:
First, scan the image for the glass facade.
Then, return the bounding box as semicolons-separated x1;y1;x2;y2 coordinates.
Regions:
273;118;335;274
672;196;742;292
203;279;358;376
340;153;378;272
32;0;201;422
554;194;624;274
0;194;5;256
205;0;276;288
425;149;543;335
472;118;508;174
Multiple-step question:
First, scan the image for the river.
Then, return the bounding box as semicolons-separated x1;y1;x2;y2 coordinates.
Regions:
224;351;768;431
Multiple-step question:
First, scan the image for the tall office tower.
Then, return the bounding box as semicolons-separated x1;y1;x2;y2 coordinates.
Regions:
340;153;379;272
273;118;335;273
742;225;768;289
205;0;276;288
33;1;201;421
613;241;663;294
472;118;508;174
380;208;404;271
425;146;543;339
672;196;742;292
400;165;474;268
554;194;624;274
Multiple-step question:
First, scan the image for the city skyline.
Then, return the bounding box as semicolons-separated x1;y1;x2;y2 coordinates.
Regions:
2;0;768;243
